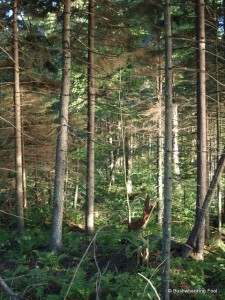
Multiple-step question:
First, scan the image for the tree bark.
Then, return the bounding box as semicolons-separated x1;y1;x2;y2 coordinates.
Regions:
195;0;208;259
157;57;163;227
125;133;133;181
117;71;132;223
172;104;180;176
214;2;222;233
50;0;71;250
109;122;115;187
161;1;173;299
182;147;225;259
13;0;24;233
86;0;95;235
21;107;27;208
74;160;80;209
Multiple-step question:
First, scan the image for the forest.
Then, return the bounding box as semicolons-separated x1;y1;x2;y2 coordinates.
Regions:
0;0;225;299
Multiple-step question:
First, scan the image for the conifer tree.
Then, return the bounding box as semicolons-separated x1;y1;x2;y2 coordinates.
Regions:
50;0;71;250
86;0;95;235
161;0;173;298
13;0;24;234
195;0;208;260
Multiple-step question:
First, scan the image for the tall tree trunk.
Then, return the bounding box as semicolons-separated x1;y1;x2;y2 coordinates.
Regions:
21;106;27;208
195;0;208;259
205;114;210;240
13;0;24;233
50;0;71;250
157;58;163;227
161;1;173;299
85;0;95;234
223;0;225;227
214;0;222;233
217;101;222;233
118;72;131;224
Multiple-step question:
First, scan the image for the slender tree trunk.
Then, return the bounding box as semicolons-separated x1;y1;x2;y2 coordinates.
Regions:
50;0;71;250
205;115;210;240
86;0;95;234
217;110;222;232
34;156;38;204
125;133;133;181
74;160;80;209
109;151;115;186
161;1;173;299
182;147;225;259
48;170;52;205
214;5;222;233
22;163;27;208
157;58;163;226
223;0;225;226
125;134;133;199
21;107;27;208
195;0;208;259
172;104;180;176
109;123;115;187
118;72;131;224
13;0;24;233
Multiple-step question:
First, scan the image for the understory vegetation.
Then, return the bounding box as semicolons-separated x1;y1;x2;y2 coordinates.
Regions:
1;188;225;299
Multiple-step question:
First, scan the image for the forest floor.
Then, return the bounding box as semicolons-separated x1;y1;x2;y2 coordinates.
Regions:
0;205;225;299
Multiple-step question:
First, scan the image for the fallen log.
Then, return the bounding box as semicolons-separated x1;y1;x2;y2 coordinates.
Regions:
0;276;24;300
182;146;225;259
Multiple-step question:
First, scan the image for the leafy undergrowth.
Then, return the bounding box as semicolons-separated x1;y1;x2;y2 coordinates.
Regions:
0;209;225;299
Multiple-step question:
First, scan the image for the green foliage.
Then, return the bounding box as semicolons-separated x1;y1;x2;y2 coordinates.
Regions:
0;210;225;299
59;269;94;300
1;0;225;299
0;228;10;247
32;250;68;268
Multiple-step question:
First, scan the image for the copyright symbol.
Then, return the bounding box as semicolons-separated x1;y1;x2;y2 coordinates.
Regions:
168;289;172;293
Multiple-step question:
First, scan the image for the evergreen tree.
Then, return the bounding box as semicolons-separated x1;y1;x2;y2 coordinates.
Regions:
50;0;71;250
161;0;173;298
13;0;24;234
85;0;96;235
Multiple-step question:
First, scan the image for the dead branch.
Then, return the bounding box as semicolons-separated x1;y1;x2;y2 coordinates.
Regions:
0;276;24;300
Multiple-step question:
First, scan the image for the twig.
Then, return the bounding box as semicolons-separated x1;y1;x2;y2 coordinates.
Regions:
0;210;29;220
150;252;174;280
138;273;161;300
93;239;110;300
63;226;106;300
139;252;174;300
